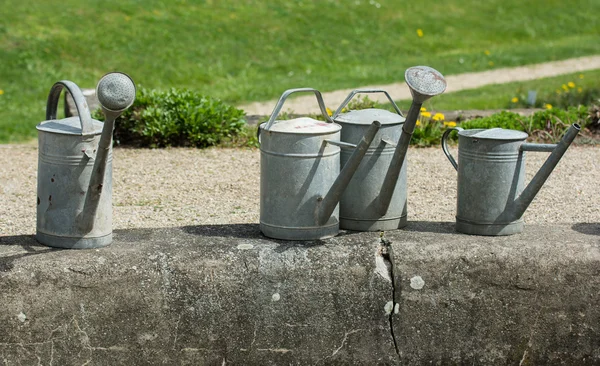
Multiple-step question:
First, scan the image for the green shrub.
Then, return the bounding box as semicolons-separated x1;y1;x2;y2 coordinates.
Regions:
459;106;588;143
93;87;246;148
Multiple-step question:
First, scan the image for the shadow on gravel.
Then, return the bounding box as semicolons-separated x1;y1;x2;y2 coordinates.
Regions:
571;223;600;236
0;235;61;272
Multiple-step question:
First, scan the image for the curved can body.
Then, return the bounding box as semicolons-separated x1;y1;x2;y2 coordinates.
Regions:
259;121;342;240
455;129;526;236
36;119;112;249
338;120;407;231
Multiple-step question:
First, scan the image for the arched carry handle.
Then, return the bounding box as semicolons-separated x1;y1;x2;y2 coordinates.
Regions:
262;88;333;131
332;89;404;120
46;80;94;135
441;127;463;171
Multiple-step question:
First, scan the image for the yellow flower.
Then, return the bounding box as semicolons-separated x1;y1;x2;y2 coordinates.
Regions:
326;107;333;117
561;84;569;91
567;81;575;88
579;74;584;79
484;50;491;56
555;89;561;94
432;112;445;121
444;121;457;128
577;87;583;93
420;106;427;112
511;97;519;103
545;104;552;110
416;29;424;37
416;120;421;126
124;15;131;21
488;61;494;66
421;111;431;118
0;89;4;95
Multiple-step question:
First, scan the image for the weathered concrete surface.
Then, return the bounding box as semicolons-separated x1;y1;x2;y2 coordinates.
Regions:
0;222;599;365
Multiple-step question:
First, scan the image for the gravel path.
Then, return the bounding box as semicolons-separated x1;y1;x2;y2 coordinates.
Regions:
239;55;600;116
1;142;598;237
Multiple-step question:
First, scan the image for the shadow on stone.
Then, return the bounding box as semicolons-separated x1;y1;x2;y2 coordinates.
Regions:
0;235;61;272
402;221;456;234
180;223;263;239
571;222;600;236
180;223;329;253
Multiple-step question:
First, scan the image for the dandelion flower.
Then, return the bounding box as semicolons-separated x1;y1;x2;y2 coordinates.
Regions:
567;81;575;88
555;89;561;94
416;29;424;37
0;90;4;95
579;74;584;79
444;121;457;128
420;106;427;112
577;87;583;93
432;113;445;121
326;107;333;117
545;104;552;110
484;50;491;56
511;97;519;103
561;84;569;91
416;120;421;126
421;111;431;118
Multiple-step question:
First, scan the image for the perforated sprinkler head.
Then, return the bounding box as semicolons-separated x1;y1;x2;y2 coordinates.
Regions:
405;66;447;104
96;72;136;112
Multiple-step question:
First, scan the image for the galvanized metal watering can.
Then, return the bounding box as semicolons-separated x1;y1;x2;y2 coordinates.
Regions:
259;88;381;240
332;66;447;231
442;124;580;236
36;73;136;248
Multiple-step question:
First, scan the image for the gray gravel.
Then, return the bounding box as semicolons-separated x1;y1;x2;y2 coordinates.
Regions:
1;142;598;237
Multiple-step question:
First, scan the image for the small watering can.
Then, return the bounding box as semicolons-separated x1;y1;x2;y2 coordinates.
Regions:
259;88;381;240
332;66;447;231
442;124;580;236
36;73;136;248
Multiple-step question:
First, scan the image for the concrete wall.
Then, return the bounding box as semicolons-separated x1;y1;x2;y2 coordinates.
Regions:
1;222;598;364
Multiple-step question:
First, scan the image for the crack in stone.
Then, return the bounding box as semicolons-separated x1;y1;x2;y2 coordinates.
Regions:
378;234;401;361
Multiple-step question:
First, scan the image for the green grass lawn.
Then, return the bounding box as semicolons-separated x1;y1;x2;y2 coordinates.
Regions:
405;69;600;113
1;0;599;142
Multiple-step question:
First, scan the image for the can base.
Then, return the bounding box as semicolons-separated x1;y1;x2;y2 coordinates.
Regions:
340;214;407;232
260;222;338;241
455;218;524;236
36;231;113;249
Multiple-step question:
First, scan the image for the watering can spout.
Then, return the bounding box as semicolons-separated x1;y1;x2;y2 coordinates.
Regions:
79;73;136;232
378;66;447;215
317;121;381;225
513;123;580;219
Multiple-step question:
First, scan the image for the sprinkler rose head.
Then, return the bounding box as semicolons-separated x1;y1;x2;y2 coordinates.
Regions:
405;66;447;104
96;72;136;112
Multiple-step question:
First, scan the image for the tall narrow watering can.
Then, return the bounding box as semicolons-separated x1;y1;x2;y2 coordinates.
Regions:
332;89;407;231
332;66;447;231
259;88;381;240
36;73;136;248
442;124;580;236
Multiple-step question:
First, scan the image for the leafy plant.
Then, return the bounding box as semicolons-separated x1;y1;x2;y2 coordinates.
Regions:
458;106;589;143
93;87;246;148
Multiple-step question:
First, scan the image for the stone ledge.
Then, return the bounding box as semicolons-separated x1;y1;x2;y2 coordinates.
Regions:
1;222;598;364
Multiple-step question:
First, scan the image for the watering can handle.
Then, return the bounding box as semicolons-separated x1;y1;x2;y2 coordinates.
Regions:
332;89;404;119
441;127;463;171
46;80;95;135
262;88;333;131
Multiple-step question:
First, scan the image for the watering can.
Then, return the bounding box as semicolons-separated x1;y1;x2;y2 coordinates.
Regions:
441;124;580;236
331;66;447;231
36;73;136;248
259;88;381;240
